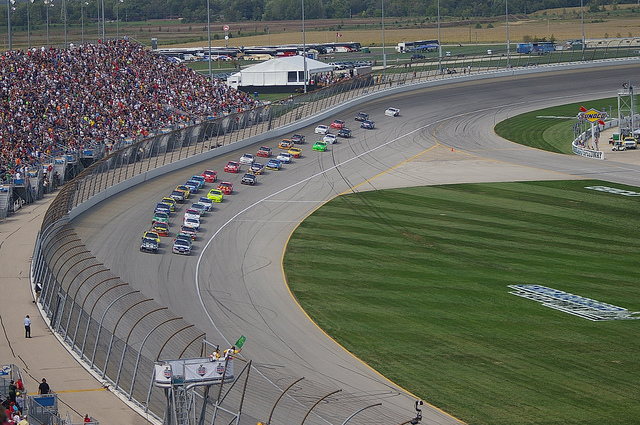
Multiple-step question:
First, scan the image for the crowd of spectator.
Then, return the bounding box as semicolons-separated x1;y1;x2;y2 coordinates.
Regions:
0;38;259;183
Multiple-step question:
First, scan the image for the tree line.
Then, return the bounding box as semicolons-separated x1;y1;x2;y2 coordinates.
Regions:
1;0;637;29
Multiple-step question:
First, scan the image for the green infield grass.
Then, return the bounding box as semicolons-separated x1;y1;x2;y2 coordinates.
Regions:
284;180;640;425
494;98;618;155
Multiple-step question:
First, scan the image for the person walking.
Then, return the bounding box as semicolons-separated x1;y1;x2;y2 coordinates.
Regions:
37;379;50;395
23;316;31;338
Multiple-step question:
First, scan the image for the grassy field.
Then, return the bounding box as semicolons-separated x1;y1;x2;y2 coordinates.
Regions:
284;180;640;425
495;98;619;154
3;6;639;51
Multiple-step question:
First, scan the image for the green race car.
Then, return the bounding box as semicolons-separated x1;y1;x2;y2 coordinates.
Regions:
207;188;224;203
313;141;328;152
152;211;170;225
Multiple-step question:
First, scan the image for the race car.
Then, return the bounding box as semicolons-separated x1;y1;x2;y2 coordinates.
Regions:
250;162;265;175
172;238;191;255
355;112;369;122
170;190;185;203
313;141;328;152
256;146;272;157
152;222;170;237
175;185;191;199
152;211;170;225
291;134;305;144
323;134;338;144
224;161;241;173
155;202;171;215
207;188;224;202
279;139;294;149
265;159;282;170
184;180;200;194
183;208;200;221
314;125;329;135
241;173;257;185
239;153;255;165
360;120;375;129
190;175;206;188
198;197;213;211
202;170;218;183
183;217;200;231
161;197;177;212
140;237;159;254
218;181;234;195
173;233;194;247
276;152;293;164
385;107;400;117
190;202;207;216
330;120;345;129
142;231;161;244
288;147;302;158
179;225;197;240
338;128;352;138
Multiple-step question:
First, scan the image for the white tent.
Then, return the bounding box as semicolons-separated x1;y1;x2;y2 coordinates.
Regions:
227;56;334;91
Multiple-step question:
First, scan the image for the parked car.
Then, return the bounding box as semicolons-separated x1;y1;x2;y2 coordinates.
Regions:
411;54;425;60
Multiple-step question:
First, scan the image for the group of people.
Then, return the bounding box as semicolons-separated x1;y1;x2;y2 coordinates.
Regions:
0;379;26;424
0;38;259;183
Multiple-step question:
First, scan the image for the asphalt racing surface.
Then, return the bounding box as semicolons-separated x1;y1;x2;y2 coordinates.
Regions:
72;63;640;424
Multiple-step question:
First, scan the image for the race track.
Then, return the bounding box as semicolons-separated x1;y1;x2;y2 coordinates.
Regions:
72;63;640;424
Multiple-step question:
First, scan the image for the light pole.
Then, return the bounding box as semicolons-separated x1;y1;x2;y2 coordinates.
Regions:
27;0;34;48
437;0;442;74
45;0;53;47
381;0;386;70
206;0;211;78
506;0;510;68
6;0;13;51
116;0;123;38
580;0;585;60
81;1;88;43
101;0;105;40
62;0;67;47
302;0;307;93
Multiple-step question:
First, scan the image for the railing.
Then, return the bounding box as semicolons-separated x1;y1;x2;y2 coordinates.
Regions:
31;43;640;423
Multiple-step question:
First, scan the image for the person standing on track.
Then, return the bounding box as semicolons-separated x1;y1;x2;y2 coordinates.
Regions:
23;316;31;338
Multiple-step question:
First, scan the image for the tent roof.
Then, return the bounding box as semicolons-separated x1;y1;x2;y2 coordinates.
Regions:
241;56;334;74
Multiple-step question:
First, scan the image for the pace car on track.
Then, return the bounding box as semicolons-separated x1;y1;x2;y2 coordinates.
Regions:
207;188;224;202
256;146;272;157
224;161;240;173
266;159;282;170
218;181;233;195
313;141;328;152
202;170;218;183
361;120;375;129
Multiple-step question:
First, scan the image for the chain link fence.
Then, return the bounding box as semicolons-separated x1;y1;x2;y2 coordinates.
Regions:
30;43;640;424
